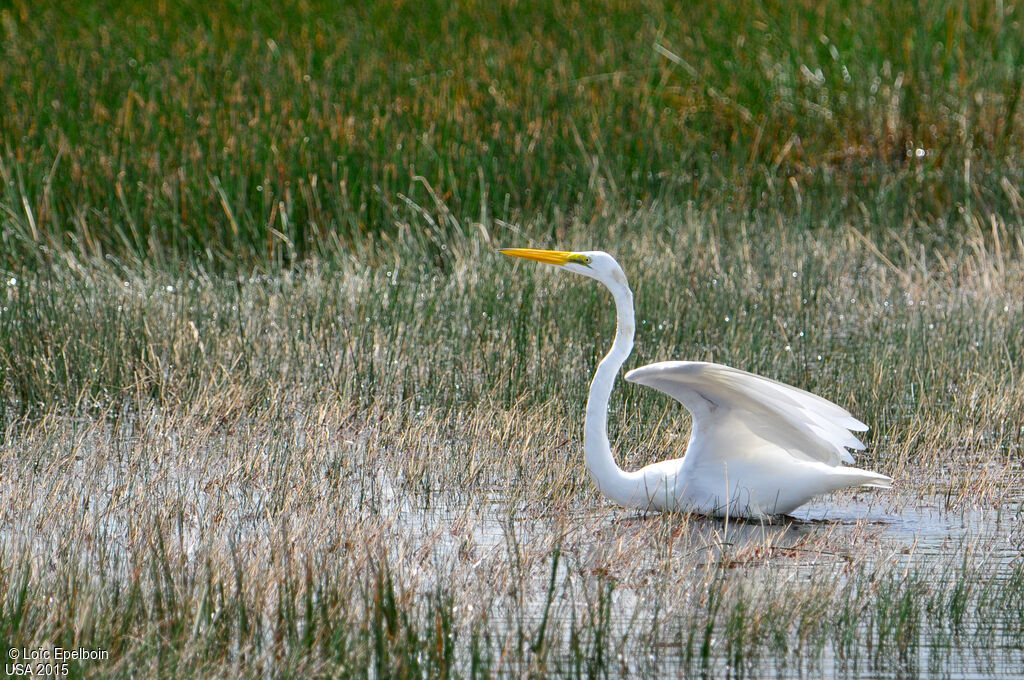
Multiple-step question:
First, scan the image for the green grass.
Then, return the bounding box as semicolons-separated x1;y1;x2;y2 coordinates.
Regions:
1;0;1023;677
2;1;1023;268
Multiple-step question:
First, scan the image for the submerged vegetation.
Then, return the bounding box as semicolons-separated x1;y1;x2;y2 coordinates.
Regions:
1;0;1022;677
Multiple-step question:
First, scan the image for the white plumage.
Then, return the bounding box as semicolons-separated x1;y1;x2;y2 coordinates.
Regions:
624;361;890;517
501;247;892;519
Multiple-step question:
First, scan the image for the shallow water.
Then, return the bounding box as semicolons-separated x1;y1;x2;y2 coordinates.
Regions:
793;494;1023;565
3;417;1022;678
405;485;1024;679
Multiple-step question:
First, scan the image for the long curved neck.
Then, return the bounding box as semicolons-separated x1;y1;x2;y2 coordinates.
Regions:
583;281;643;506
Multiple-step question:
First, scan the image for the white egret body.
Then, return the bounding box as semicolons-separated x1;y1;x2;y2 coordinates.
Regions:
501;248;891;519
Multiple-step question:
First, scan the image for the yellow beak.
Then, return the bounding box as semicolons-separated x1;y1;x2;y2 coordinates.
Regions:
499;248;574;266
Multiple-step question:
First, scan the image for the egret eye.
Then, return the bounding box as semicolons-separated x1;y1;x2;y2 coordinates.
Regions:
568;254;592;266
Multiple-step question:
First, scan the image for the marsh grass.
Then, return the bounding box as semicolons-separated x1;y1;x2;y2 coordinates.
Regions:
1;212;1023;677
2;1;1024;267
2;0;1024;676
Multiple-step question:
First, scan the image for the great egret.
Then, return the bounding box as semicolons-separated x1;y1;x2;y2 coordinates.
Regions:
501;248;891;519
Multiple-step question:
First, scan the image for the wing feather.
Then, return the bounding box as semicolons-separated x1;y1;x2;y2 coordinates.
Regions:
624;361;867;466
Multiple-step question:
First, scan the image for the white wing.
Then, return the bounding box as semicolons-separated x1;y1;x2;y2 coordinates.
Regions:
624;361;867;466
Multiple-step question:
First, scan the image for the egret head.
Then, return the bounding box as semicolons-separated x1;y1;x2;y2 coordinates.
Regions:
499;248;628;289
